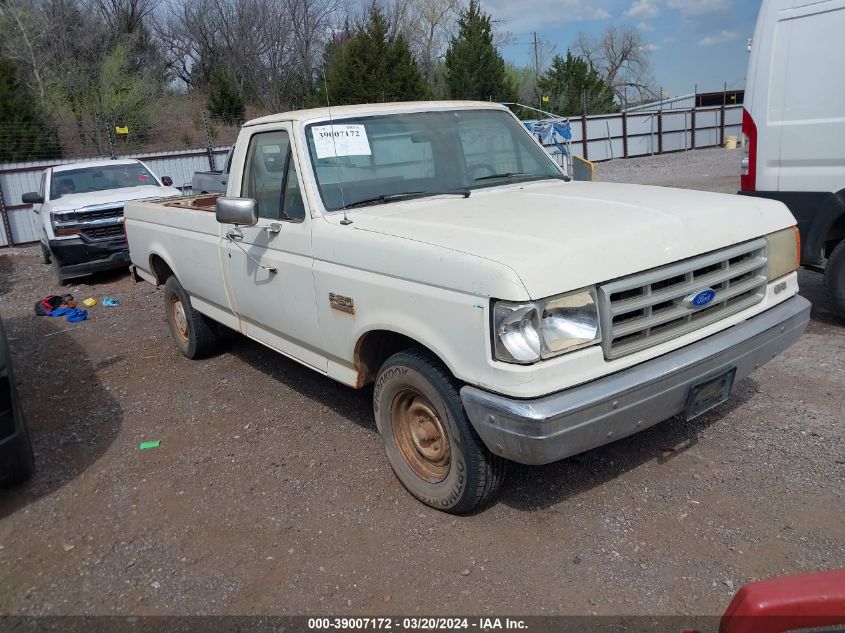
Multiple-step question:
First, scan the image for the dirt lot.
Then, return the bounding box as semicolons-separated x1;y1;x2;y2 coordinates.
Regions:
0;148;843;617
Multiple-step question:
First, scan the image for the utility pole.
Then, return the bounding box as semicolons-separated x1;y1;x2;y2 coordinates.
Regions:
533;31;539;106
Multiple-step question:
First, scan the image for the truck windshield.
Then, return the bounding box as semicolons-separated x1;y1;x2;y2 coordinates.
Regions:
304;109;565;211
50;163;159;200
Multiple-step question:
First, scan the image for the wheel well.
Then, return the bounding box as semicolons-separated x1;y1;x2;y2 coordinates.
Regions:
824;213;845;259
149;254;175;286
354;330;443;387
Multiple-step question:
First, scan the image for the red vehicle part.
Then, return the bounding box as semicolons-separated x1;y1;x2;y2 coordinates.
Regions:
720;568;845;633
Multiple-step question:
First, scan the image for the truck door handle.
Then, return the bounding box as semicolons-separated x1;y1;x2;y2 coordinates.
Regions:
226;227;243;241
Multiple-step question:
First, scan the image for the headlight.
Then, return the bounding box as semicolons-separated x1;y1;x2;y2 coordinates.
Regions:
765;226;800;281
493;289;601;364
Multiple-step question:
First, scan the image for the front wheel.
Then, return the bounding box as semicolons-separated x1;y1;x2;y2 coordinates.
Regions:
825;240;845;321
53;260;67;286
373;349;507;513
40;242;51;265
164;276;218;358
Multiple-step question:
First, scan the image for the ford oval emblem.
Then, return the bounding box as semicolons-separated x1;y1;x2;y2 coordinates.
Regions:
687;288;717;308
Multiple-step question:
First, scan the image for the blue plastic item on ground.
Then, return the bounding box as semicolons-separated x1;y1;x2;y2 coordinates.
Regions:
103;297;119;307
49;307;88;322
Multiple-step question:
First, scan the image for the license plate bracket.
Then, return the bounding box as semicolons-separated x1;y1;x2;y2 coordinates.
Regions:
685;368;737;421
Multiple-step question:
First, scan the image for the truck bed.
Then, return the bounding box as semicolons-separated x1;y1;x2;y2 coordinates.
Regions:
162;194;221;212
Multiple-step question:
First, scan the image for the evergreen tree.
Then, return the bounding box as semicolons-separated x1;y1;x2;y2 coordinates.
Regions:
444;0;514;102
537;52;617;116
0;57;61;162
207;66;245;125
324;4;425;105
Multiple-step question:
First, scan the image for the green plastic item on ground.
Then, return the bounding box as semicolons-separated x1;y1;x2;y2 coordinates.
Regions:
139;441;160;450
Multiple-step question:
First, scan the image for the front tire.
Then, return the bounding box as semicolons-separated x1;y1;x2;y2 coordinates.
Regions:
53;260;66;286
40;242;51;265
373;349;506;514
825;240;845;321
164;276;218;359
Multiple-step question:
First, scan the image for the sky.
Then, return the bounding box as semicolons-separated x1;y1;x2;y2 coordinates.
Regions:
486;0;762;98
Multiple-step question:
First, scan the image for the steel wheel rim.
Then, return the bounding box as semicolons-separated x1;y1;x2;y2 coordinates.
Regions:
390;388;451;483
170;295;189;343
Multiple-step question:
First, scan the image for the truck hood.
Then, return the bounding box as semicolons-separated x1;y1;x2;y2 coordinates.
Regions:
48;185;182;212
343;180;796;299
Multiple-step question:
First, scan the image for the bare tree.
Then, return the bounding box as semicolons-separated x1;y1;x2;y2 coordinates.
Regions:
0;0;53;99
92;0;158;34
149;0;199;88
574;26;656;103
413;0;459;69
284;0;342;93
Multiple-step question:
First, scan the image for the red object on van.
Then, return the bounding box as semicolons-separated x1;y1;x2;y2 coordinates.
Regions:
740;107;757;192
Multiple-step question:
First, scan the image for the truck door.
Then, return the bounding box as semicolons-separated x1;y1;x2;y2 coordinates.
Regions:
222;125;326;372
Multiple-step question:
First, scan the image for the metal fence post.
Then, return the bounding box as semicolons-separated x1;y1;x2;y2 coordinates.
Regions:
580;90;589;161
106;120;117;159
0;179;13;248
622;111;629;159
657;111;664;155
719;104;726;148
202;112;216;171
690;108;697;150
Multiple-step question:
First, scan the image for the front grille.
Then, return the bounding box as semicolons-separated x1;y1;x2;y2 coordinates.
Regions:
81;225;124;240
82;206;123;221
597;238;768;359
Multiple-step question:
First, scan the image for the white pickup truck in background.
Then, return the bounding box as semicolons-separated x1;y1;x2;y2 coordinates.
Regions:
125;101;810;513
23;158;181;284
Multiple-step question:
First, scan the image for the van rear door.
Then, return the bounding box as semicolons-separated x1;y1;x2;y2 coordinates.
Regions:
768;1;845;193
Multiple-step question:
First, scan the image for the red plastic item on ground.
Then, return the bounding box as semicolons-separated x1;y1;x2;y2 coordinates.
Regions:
720;568;845;633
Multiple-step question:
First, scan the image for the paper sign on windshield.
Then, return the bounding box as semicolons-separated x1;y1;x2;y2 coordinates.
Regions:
312;124;371;159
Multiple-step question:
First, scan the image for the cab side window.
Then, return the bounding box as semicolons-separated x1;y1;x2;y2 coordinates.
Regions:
242;131;289;220
242;130;305;222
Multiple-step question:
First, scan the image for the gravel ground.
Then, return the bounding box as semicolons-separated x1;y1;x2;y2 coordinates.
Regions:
0;149;842;619
598;146;745;194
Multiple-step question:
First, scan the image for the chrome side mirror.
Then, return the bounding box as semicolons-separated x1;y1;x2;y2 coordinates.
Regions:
216;197;258;226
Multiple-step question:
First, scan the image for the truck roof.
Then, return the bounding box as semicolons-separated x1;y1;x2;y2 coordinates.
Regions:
52;158;142;173
244;100;510;127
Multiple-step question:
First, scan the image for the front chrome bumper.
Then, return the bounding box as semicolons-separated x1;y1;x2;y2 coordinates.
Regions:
460;295;811;465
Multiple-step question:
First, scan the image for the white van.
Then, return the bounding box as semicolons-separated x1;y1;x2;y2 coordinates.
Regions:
740;0;845;319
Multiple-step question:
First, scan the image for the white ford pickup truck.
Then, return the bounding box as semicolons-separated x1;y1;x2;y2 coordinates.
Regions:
125;101;810;513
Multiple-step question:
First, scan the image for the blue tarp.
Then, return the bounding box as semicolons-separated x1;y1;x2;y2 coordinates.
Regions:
523;120;572;156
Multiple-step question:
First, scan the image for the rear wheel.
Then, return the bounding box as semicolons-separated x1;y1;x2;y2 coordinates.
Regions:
164;276;218;358
825;240;845;321
373;349;506;514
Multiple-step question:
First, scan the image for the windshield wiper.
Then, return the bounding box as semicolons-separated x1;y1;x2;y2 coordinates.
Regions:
474;172;569;182
473;172;530;181
343;188;470;209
